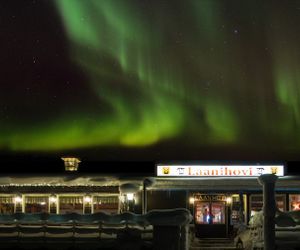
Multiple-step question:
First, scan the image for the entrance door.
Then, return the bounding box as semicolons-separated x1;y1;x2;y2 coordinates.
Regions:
194;196;227;238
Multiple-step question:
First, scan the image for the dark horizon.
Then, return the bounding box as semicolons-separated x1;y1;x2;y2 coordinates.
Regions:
0;151;298;176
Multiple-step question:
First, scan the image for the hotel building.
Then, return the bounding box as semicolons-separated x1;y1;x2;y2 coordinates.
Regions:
0;159;299;238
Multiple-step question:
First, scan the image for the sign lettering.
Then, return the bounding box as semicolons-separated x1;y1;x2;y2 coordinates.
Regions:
157;165;284;177
194;195;227;201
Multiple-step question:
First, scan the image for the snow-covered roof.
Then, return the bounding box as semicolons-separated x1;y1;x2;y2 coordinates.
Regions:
0;175;299;191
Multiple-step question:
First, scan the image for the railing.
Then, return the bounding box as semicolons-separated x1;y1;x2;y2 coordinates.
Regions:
0;212;152;238
0;208;192;250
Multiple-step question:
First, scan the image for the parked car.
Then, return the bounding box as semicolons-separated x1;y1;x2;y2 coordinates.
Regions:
234;210;300;250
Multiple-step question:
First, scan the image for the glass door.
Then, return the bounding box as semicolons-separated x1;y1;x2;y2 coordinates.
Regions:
211;201;225;224
195;201;210;224
194;195;228;238
195;201;225;224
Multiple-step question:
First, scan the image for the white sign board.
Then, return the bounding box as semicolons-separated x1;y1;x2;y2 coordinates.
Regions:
156;165;284;177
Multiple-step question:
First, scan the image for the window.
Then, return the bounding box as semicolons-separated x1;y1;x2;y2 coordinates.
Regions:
0;196;14;214
250;194;286;215
250;195;263;213
59;196;83;214
211;202;226;224
195;202;210;224
231;194;247;225
93;196;118;214
289;195;300;211
25;196;48;213
276;195;286;212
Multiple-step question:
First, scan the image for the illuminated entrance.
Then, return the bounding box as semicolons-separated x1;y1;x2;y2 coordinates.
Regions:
156;164;285;238
194;195;228;238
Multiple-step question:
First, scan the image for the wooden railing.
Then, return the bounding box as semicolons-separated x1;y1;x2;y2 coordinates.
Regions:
0;208;192;250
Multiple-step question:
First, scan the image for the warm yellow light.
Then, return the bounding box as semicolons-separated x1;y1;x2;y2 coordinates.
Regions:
49;196;57;203
61;157;81;171
84;196;91;203
189;197;195;204
127;193;134;201
14;196;22;203
226;197;232;204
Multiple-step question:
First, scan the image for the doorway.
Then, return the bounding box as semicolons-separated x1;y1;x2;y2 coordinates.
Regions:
194;195;227;238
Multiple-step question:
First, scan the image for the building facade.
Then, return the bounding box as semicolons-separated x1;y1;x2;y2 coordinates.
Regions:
0;163;299;238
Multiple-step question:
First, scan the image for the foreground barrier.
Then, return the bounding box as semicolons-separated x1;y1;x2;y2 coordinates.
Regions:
0;208;192;250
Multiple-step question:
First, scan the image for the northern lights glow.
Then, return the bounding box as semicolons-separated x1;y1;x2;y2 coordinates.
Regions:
0;1;300;159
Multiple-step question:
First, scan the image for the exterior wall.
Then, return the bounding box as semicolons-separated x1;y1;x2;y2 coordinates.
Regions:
0;192;120;214
147;190;187;210
1;190;299;216
134;190;143;214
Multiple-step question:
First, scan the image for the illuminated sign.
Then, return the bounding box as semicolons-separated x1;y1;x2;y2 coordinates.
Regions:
157;165;284;177
194;195;227;202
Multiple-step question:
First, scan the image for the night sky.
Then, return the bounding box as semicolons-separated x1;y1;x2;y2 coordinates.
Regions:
1;0;300;163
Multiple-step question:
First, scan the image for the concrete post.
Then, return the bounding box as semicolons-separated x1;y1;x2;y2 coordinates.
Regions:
153;225;181;250
143;178;154;214
239;193;245;224
142;181;147;214
147;208;192;250
180;224;190;250
258;174;278;250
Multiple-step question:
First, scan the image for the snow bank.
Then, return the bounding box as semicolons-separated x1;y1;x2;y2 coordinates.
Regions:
249;211;263;227
146;208;192;226
287;210;300;225
275;212;296;227
249;210;298;228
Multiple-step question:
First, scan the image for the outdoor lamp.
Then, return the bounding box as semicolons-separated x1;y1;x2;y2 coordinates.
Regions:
226;197;232;204
189;197;195;204
126;193;134;201
84;196;92;204
14;196;22;204
61;157;81;171
49;196;57;203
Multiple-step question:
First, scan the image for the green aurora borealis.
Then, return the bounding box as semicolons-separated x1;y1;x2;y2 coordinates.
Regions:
0;0;300;159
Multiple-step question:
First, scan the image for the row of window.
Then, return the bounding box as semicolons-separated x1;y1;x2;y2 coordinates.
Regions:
1;193;299;216
0;195;119;214
193;194;300;226
249;194;300;213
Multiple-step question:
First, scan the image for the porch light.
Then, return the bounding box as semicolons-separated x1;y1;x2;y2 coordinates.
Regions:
189;197;195;204
14;196;22;204
84;196;92;204
61;157;81;171
49;196;57;203
126;193;134;201
226;197;232;204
